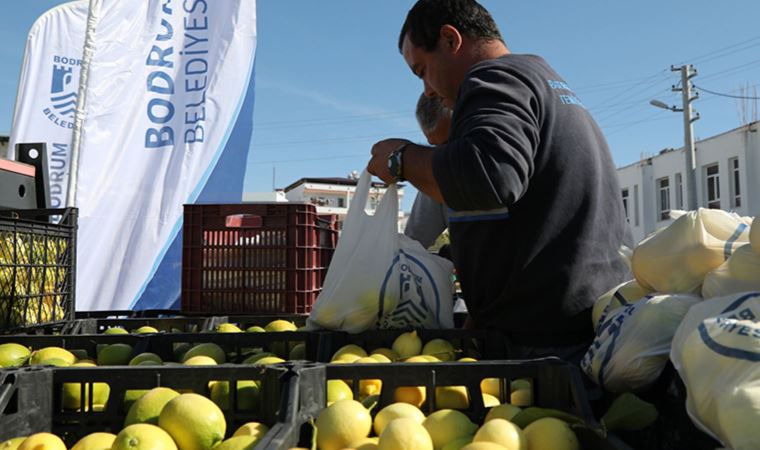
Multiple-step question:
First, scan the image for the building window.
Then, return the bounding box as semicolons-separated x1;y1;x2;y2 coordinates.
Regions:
730;158;741;208
621;188;630;222
633;184;640;227
705;164;720;209
675;173;684;210
338;197;345;208
657;177;670;221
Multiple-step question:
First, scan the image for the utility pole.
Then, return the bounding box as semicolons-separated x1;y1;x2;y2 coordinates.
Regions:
673;64;700;210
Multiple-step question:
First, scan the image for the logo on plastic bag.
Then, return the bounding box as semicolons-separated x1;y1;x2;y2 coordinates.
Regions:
378;250;442;328
698;292;760;362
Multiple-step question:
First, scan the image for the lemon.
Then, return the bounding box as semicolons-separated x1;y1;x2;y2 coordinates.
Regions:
473;419;526;450
394;386;426;408
392;330;422;359
523;418;579;450
70;432;116;450
0;343;30;367
183;355;217;366
422;339;456;361
0;437;26;450
129;353;163;366
232;422;270;439
350;437;379;450
112;424;177;450
405;355;434;363
378;417;433;450
368;353;391;363
264;319;297;332
289;343;306;360
133;326;159;334
30;347;76;366
332;353;361;363
315;399;372;450
332;344;367;361
370;348;399;361
182;343;226;364
485;404;522;423
159;393;226;450
458;357;478;362
241;352;276;364
481;378;502;397
210;380;259;411
327;379;353;405
442;436;474;450
173;343;193;361
245;326;265;333
216;323;243;333
461;443;509;450
423;409;478;450
103;327;128;335
483;394;500;407
510;389;531;407
511;379;531;391
17;433;66;450
62;362;110;411
97;343;133;365
247;356;285;365
125;387;180;426
374;402;426;436
436;386;470;409
124;389;150;411
211;436;259;450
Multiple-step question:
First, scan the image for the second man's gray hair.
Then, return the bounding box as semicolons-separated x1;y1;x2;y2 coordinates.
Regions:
415;94;451;133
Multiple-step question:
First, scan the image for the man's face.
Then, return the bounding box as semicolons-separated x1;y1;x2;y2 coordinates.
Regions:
401;33;459;108
425;113;452;146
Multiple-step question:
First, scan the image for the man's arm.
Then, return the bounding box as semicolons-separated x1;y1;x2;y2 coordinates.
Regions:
367;139;444;204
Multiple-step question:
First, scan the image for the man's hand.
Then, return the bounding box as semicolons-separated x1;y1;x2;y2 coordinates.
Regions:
368;138;411;184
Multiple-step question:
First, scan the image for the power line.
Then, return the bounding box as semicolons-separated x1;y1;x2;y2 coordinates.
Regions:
252;130;420;149
248;154;366;165
694;84;760;100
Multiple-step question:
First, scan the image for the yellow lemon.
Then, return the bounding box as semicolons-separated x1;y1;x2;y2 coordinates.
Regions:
0;343;30;368
70;432;116;450
315;399;372;450
423;409;478;450
461;443;509;450
182;343;226;364
370;348;399;361
210;380;260;411
17;433;66;450
485;404;522;423
483;394;500;408
458;357;478;362
510;389;531;407
232;422;270;439
349;437;379;450
442;436;474;450
129;353;163;366
103;327;128;335
30;347;75;366
422;339;456;361
523;418;579;450
97;343;134;365
367;353;391;363
378;417;433;450
247;356;285;365
159;393;226;450
473;419;526;450
211;436;259;450
216;323;243;333
436;386;470;410
392;330;422;359
264;319;297;332
327;379;354;405
0;437;27;450
133;326;159;334
373;402;426;436
125;387;180;426
394;386;426;408
111;424;177;450
332;344;367;361
62;362;110;411
183;355;217;366
480;378;502;398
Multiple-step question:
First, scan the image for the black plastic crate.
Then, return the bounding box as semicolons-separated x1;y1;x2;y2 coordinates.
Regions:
0;208;77;333
265;359;629;450
74;309;183;319
312;328;508;362
0;364;296;447
0;334;144;362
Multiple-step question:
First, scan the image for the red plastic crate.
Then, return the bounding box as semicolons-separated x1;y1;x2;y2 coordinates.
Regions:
181;203;337;314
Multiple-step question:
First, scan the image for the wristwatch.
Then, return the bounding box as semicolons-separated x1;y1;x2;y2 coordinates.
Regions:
388;142;410;182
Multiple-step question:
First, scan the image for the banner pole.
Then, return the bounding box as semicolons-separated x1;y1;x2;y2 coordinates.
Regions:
66;0;99;208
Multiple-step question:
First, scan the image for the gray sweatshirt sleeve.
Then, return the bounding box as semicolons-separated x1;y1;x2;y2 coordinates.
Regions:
404;192;448;248
432;65;541;211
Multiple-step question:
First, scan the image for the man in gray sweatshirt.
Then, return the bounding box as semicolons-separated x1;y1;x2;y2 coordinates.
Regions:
368;0;632;362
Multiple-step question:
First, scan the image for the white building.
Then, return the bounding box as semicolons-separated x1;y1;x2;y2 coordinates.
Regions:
618;121;760;243
242;190;288;203
282;177;405;231
0;135;8;157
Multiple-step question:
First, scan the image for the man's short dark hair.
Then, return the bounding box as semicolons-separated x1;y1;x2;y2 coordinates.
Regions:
399;0;503;53
416;94;451;134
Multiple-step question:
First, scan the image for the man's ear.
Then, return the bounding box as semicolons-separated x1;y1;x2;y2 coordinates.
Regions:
439;24;463;53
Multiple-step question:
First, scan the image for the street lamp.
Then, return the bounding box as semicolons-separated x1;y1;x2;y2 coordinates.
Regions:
649;65;700;211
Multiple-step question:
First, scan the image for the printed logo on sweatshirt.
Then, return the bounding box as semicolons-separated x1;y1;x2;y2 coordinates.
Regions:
547;79;585;109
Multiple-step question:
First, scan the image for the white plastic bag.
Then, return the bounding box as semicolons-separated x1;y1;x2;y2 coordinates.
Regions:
632;208;751;294
581;293;701;393
702;244;760;299
306;170;454;333
671;291;760;449
591;279;652;331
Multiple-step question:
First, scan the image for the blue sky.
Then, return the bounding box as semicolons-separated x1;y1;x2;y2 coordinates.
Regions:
3;1;760;212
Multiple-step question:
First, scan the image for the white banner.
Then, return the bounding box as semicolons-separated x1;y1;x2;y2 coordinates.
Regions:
9;1;88;208
74;0;257;310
